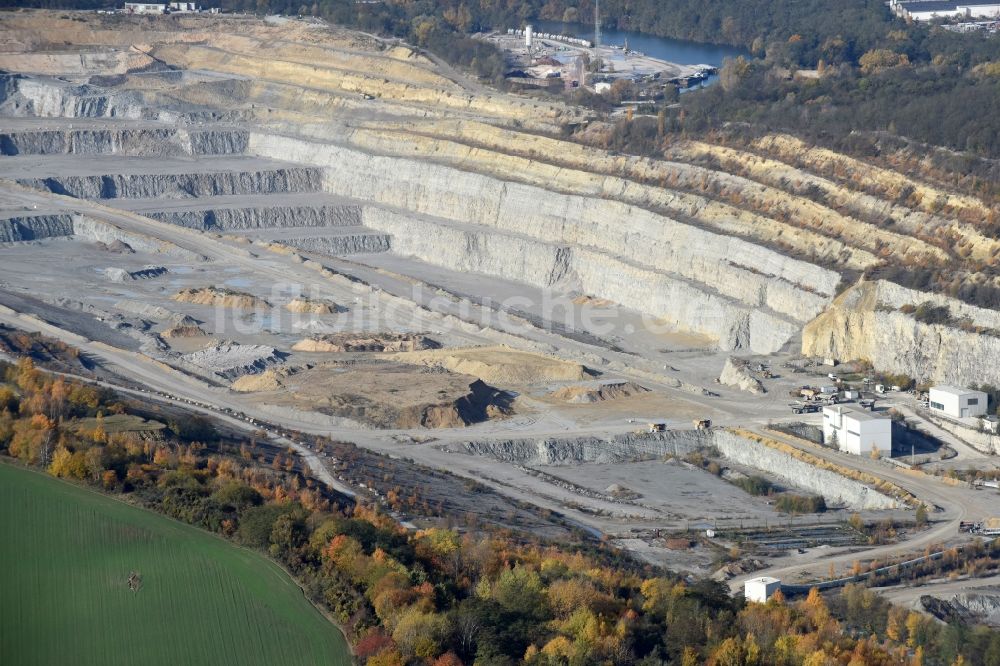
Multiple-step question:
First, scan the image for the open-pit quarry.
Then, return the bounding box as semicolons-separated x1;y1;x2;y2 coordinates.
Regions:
1;10;998;589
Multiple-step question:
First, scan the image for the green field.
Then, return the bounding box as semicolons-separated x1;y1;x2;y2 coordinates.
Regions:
0;463;351;666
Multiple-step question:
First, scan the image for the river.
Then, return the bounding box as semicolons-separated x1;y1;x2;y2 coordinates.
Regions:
531;20;748;88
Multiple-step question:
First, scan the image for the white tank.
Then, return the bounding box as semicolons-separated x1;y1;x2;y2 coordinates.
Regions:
525;25;533;49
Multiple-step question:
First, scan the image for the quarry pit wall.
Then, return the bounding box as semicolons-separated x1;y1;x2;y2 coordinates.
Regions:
461;429;901;511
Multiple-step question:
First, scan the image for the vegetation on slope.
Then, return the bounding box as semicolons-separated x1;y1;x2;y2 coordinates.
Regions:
2;346;1000;664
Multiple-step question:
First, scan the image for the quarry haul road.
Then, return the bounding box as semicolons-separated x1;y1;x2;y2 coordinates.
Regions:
726;426;981;592
0;181;722;400
0;186;986;593
0;182;493;349
0;303;676;538
2;295;980;596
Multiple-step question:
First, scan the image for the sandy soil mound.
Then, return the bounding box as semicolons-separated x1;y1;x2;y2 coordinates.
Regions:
182;341;283;379
95;239;134;253
249;361;511;428
550;382;650;404
393;346;588;385
231;367;296;392
292;332;439;353
161;323;207;338
284;297;341;314
172;286;270;310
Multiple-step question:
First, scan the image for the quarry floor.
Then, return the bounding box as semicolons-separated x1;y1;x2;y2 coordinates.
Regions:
1;174;994;583
0;10;997;591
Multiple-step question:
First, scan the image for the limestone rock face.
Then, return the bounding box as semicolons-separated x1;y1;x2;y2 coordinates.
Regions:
146;204;362;230
279;232;390;256
246;132;840;354
74;216;199;259
0;127;248;157
461;429;899;510
2;77;151;120
712;431;898;510
803;280;1000;387
19;167;322;200
103;265;167;282
0;214;74;241
719;357;765;394
182;341;282;380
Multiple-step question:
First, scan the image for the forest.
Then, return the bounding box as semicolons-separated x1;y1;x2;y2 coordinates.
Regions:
2;348;1000;665
11;0;1000;158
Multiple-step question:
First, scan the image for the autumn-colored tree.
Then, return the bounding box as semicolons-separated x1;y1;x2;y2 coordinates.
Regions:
9;413;55;464
432;651;463;666
906;612;931;648
392;608;448;659
367;647;404;666
859;49;910;75
540;635;574;660
547;577;602;618
490;564;548;618
354;631;395;660
639;577;679;619
887;605;908;642
101;469;118;490
708;636;745;666
0;386;17;412
849;513;864;532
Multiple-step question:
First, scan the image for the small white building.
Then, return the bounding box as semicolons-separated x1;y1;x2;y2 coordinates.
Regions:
929;385;988;419
169;2;198;11
125;2;165;13
744;577;781;603
823;406;892;456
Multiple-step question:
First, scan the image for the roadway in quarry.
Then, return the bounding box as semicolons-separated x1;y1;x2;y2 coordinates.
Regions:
0;10;998;604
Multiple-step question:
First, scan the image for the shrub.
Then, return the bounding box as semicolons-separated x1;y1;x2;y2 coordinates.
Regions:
732;475;774;496
775;494;827;514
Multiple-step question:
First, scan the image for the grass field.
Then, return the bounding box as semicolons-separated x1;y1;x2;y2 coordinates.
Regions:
0;463;352;666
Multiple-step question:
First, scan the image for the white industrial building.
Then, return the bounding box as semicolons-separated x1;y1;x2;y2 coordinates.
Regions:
892;0;1000;21
823;406;892;456
125;2;166;13
928;386;988;419
744;577;781;603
